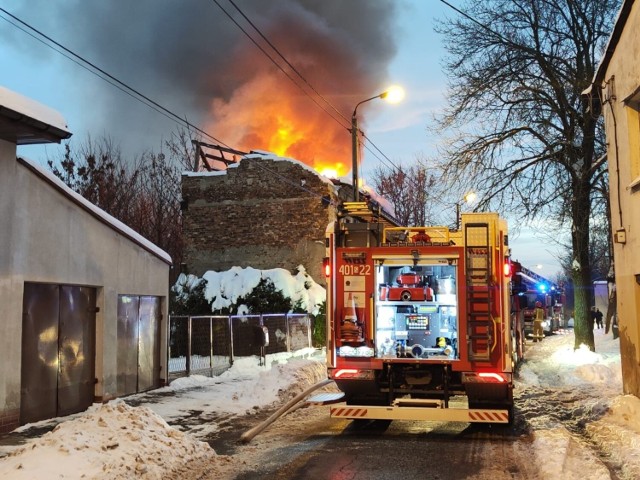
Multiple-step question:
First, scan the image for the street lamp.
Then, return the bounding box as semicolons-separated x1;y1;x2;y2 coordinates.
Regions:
455;192;477;230
351;85;404;201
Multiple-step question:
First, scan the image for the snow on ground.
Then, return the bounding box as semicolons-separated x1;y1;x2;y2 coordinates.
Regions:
0;349;326;479
516;328;638;479
2;328;640;479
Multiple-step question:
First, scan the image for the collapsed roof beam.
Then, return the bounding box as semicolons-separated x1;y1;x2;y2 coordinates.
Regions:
191;140;247;171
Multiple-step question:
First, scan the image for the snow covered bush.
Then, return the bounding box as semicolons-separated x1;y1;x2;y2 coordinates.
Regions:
172;265;325;315
170;275;212;315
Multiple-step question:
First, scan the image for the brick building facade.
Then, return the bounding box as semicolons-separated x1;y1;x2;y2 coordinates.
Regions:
181;153;345;286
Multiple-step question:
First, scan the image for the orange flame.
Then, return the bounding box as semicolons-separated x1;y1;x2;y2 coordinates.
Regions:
206;72;351;179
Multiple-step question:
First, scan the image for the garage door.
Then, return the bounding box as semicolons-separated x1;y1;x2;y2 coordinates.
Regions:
21;283;97;424
117;295;161;396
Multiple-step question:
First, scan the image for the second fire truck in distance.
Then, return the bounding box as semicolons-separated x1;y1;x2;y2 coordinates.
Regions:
511;260;565;341
320;201;518;425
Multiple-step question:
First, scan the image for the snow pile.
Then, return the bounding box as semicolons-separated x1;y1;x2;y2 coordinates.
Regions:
0;352;326;478
5;329;640;478
587;395;640;479
516;329;637;479
153;353;326;419
0;400;220;479
530;427;611;479
173;265;326;314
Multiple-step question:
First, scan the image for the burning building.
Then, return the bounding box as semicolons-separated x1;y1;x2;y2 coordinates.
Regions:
180;151;353;285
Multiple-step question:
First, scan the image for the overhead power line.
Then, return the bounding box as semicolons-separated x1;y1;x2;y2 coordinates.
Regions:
0;7;229;148
213;0;418;189
224;0;351;128
211;0;351;132
1;4;419;204
438;0;513;46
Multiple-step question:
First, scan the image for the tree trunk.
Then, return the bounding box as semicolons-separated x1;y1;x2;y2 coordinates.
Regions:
572;178;595;351
605;285;616;334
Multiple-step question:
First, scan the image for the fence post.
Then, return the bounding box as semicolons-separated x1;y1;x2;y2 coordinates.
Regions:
166;315;171;385
286;313;291;352
186;316;192;376
209;316;214;375
229;315;235;366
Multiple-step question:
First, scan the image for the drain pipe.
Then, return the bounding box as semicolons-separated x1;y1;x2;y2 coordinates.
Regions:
240;378;334;444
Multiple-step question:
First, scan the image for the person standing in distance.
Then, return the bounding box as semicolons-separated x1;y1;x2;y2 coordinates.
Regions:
533;301;545;342
595;308;604;329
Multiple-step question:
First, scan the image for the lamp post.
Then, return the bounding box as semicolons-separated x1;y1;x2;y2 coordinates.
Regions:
455;192;477;230
351;86;404;201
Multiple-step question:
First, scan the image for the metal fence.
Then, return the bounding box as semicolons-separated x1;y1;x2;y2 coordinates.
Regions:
168;313;313;380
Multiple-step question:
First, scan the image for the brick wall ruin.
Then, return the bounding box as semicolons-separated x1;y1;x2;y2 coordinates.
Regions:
181;155;343;286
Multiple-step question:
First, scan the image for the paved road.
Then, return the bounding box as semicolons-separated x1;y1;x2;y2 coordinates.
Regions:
192;403;543;480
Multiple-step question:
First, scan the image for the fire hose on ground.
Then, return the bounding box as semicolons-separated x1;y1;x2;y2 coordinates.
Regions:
239;378;335;444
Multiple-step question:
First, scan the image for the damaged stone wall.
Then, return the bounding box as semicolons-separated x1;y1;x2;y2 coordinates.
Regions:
181;156;341;286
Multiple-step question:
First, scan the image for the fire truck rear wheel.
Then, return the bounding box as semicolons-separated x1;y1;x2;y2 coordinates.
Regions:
401;291;412;301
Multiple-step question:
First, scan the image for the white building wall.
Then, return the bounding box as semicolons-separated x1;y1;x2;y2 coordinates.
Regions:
600;1;640;397
0;140;22;427
0;140;170;426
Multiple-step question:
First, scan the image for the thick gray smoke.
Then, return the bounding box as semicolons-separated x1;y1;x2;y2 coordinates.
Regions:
8;0;398;165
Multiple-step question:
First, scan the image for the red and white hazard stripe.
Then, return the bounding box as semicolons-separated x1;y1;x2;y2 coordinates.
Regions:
331;407;369;418
468;410;509;422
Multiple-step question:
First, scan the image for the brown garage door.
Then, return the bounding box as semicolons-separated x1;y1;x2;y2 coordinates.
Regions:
117;295;161;396
21;283;97;424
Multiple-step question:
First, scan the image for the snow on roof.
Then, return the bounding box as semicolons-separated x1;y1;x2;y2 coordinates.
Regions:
182;162;240;177
0;85;71;136
183;150;337;188
19;157;172;265
591;0;634;87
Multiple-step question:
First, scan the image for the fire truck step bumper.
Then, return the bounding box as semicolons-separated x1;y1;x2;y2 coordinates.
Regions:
330;404;509;423
307;392;346;405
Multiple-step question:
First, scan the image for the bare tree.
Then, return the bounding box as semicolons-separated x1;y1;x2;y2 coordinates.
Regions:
370;163;437;226
49;137;140;222
48;136;185;283
433;0;619;350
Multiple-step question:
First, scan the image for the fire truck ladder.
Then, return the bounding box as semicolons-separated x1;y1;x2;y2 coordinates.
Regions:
465;222;493;361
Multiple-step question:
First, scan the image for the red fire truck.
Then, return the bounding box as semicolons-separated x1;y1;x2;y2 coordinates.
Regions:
511;260;565;340
321;202;517;424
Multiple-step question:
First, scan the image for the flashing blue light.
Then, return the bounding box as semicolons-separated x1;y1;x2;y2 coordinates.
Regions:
537;283;547;293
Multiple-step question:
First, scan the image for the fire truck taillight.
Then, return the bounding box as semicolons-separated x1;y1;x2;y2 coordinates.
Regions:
323;257;331;277
331;369;375;380
503;261;512;277
462;372;510;384
478;372;506;383
333;369;358;378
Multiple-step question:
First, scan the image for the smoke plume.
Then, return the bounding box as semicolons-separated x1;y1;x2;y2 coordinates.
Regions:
11;0;398;174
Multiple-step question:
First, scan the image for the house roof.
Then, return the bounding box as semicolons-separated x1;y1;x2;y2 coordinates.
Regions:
592;0;636;87
0;86;72;145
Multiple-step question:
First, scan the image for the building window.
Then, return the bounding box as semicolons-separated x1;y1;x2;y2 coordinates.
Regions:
623;88;640;190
